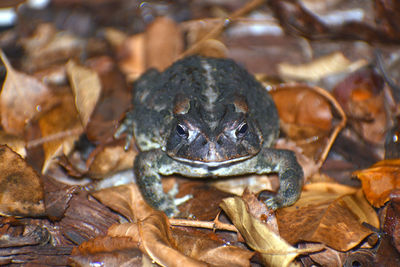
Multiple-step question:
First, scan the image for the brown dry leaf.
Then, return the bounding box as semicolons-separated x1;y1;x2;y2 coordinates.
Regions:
172;227;253;267
119;16;184;81
87;143;136;179
220;197;322;267
333;67;387;144
271;84;332;159
271;85;333;132
353;159;400;207
0;145;45;217
66;60;102;128
91;183;153;222
276;183;379;251
277;52;366;81
39;92;83;174
118;33;146;81
109;212;207;267
146;16;184;71
0;50;55;136
0;131;26;158
21;23;85;71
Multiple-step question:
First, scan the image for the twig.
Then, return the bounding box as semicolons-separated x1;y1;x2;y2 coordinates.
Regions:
179;0;266;58
26;128;83;148
169;218;237;232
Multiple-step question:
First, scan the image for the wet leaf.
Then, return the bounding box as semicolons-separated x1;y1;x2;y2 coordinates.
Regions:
0;145;45;217
353;159;400;207
276;183;379;251
66;60;102;128
0;50;55;136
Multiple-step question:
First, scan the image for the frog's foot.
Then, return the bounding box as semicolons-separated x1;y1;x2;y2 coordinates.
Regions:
157;196;180;217
114;110;135;150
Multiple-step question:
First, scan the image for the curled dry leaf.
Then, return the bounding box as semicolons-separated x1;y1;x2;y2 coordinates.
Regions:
66;60;102;128
38;92;83;174
87;142;136;179
277;52;366;81
109;212;207;267
276;183;379;252
333;67;387;144
270;84;332;160
0;50;55;136
220;197;323;267
0;145;45;217
91;183;153;222
353;159;400;207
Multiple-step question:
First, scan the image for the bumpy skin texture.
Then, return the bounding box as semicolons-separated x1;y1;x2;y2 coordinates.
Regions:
115;56;304;217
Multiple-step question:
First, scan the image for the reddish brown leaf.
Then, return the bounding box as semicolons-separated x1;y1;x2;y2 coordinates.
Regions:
353;159;400;207
38;91;83;174
276;183;379;251
333;67;387;144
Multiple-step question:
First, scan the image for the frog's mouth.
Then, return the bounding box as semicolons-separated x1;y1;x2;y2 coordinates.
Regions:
168;153;255;167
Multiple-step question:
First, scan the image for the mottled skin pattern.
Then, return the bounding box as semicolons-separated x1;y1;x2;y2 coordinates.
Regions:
115;56;303;217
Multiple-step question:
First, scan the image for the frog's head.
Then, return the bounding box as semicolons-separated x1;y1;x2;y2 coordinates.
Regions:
165;95;263;167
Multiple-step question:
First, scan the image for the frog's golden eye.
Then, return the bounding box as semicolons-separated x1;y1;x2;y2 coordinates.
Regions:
176;124;189;138
235;122;248;138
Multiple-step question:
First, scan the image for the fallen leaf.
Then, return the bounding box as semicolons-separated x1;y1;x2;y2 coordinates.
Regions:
66;60;102;128
118;33;146;81
0;131;26;158
172;227;253;267
0;145;45;217
278;52;366;81
87;142;136;179
145;16;184;71
353;159;400;207
381;189;400;253
91;183;153;222
333;67;387;144
38;92;83;174
0;50;55;136
109;212;208;267
276;183;379;251
220;197;322;267
270;84;332;159
21;23;85;72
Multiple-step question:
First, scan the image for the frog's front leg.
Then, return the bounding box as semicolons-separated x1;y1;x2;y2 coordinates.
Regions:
134;149;209;217
256;148;303;210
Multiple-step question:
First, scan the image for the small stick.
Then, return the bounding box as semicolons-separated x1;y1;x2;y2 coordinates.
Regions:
26;127;83;148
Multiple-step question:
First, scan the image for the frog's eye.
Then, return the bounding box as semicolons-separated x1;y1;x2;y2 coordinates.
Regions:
235;122;248;138
176;124;189;138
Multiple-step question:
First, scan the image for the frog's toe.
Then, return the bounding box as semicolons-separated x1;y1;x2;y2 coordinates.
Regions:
263;197;280;210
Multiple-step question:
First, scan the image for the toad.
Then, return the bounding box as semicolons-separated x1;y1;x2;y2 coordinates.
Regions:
115;56;303;217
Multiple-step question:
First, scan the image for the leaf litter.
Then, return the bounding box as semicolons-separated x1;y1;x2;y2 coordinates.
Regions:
1;0;400;266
